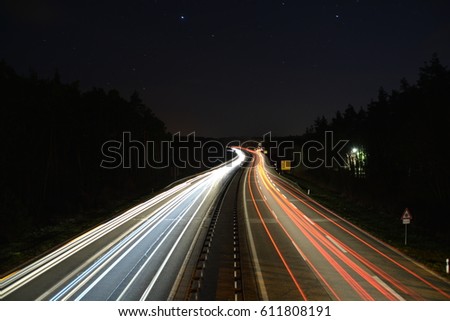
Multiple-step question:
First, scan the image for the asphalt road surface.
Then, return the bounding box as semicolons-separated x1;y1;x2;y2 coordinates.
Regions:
0;150;246;301
240;149;450;300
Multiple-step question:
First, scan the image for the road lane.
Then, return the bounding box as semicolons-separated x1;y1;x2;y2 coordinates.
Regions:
0;149;246;301
241;149;450;300
242;150;331;300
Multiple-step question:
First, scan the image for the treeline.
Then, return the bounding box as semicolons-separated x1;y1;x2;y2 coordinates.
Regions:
0;61;173;244
293;54;450;235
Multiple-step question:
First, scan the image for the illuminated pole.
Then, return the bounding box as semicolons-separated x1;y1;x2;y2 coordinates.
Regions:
446;258;449;274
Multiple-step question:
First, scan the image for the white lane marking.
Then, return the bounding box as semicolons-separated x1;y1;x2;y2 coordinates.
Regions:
1;181;190;299
167;186;220;300
271;209;278;219
242;171;269;300
11;194;176;300
302;214;315;226
325;235;347;253
372;276;405;301
74;181;209;301
291;241;307;261
50;180;206;301
139;183;212;300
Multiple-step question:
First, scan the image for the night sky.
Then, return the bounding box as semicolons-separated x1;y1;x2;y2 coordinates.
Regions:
2;0;450;137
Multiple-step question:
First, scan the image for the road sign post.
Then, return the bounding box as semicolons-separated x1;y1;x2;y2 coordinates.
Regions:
401;208;412;245
404;224;408;245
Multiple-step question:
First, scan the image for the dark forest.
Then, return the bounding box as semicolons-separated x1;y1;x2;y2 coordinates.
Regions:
0;60;170;249
287;54;450;246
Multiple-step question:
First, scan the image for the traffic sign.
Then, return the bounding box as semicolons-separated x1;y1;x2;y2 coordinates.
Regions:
281;160;291;171
401;208;412;245
401;208;412;224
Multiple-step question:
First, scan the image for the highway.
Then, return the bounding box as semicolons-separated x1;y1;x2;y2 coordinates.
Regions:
2;147;450;301
240;149;450;300
0;149;246;301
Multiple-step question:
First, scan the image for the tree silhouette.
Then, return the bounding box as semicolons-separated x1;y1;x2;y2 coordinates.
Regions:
0;61;170;245
297;54;450;236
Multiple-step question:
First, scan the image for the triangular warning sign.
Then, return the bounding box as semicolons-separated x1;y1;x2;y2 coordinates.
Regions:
401;208;412;220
